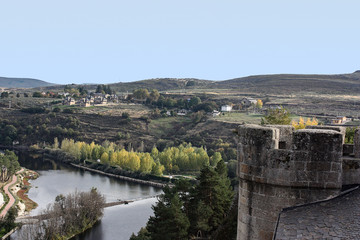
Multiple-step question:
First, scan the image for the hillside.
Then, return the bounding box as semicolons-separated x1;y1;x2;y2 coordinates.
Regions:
109;78;214;92
212;71;360;94
108;71;360;94
0;77;55;88
35;71;360;95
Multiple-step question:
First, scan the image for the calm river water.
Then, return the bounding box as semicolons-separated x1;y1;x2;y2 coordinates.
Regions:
13;152;162;240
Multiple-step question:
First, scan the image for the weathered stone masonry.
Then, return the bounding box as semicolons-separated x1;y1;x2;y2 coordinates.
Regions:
236;124;360;240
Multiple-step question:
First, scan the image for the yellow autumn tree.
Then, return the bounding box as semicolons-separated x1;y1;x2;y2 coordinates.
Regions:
256;99;263;109
292;117;318;130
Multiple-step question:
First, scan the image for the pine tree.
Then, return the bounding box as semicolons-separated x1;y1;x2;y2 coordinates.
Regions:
188;161;233;238
147;187;190;240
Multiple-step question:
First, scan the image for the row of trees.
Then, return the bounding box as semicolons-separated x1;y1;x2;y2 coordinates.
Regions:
57;139;222;175
0;150;20;181
291;117;318;130
95;84;113;94
19;188;105;240
131;160;234;240
132;88;219;112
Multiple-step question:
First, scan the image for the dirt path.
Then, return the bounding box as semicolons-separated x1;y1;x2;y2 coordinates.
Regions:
0;168;24;218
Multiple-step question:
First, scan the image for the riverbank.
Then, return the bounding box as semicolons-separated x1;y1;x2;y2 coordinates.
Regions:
0;168;39;219
30;147;174;188
71;164;169;188
2;145;196;188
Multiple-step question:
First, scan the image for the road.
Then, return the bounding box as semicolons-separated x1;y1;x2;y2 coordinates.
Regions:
0;168;24;218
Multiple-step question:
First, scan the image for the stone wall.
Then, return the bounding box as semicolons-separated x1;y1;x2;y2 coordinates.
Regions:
236;124;344;240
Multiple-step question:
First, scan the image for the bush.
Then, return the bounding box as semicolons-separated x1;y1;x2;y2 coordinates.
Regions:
122;112;130;119
63;108;74;114
21;107;46;114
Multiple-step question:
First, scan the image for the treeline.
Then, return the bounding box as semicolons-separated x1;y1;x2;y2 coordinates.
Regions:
18;188;105;240
132;89;218;113
0;150;20;181
130;160;235;240
57;139;222;175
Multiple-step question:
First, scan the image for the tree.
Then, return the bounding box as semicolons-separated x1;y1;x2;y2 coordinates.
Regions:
188;97;201;109
256;99;263;109
32;92;43;98
133;89;150;100
147;187;190;240
139;153;153;173
1;92;9;98
53;137;59;149
261;106;291;125
188;161;233;238
19;188;105;240
149;89;160;102
210;152;222;166
291;117;318;130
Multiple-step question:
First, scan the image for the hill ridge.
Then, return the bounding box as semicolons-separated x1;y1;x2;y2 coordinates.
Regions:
0;77;55;88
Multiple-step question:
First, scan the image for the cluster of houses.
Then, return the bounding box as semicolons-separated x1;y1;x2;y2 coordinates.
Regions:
63;93;119;107
174;97;259;117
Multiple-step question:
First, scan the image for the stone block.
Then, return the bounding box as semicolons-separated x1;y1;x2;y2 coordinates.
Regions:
306;125;346;144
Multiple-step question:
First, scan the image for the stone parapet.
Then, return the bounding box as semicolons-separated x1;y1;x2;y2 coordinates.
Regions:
236;125;344;240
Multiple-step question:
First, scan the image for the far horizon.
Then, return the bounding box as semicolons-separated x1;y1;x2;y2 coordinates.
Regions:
1;69;360;86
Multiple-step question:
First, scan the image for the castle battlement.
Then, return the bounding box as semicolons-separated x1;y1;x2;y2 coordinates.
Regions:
236;124;360;240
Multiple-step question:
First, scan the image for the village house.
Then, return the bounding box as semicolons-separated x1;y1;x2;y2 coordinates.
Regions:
79;97;92;107
212;110;220;117
221;105;232;112
240;97;257;107
332;116;348;125
63;97;76;106
177;109;189;116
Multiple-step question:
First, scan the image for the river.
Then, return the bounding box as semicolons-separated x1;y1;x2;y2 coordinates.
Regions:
13;152;162;240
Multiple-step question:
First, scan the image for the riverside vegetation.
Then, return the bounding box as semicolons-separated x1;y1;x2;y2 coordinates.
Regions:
130;160;235;240
18;188;105;240
56;138;223;176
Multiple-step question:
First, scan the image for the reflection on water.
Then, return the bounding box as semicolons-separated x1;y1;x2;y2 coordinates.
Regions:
14;152;161;240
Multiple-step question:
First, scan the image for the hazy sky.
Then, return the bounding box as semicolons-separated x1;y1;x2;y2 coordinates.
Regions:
1;1;359;84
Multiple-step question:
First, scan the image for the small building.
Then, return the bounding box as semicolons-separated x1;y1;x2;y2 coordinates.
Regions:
212;110;220;117
332;116;348;125
241;97;257;107
177;109;189;116
63;97;76;105
221;105;232;112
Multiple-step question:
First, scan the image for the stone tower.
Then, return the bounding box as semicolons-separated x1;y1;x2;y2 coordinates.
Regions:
236;124;344;240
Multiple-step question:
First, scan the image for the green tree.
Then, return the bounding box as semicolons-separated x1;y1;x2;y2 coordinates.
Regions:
188;161;233;238
133;89;150;100
1;92;9;98
210;152;222;166
139;153;153;173
261;106;291;125
188;97;201;109
32;92;43;98
149;89;160;102
147;187;190;240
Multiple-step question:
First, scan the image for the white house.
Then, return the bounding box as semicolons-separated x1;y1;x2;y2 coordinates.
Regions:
221;105;232;112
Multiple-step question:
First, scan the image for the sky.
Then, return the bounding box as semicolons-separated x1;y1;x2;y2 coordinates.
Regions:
0;1;359;85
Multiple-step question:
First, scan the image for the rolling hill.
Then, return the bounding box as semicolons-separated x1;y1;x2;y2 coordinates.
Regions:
0;77;55;88
212;71;360;94
25;70;360;95
107;71;360;95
